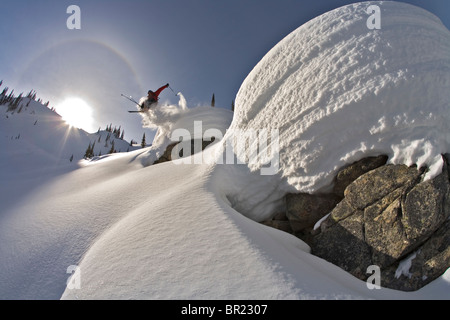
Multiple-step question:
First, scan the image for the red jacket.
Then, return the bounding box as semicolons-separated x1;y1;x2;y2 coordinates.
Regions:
148;84;169;103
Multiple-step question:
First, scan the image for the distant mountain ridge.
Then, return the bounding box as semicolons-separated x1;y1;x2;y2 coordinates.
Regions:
0;85;139;170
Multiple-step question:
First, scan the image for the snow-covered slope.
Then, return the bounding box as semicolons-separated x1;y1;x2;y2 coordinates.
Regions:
222;1;450;220
2;142;445;300
1;1;449;300
0;98;137;170
59;147;449;300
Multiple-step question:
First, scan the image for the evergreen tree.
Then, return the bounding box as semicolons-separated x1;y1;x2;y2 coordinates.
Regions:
141;133;146;148
231;100;235;112
211;93;215;107
26;89;37;100
7;92;23;112
84;142;93;159
83;141;96;159
90;141;96;156
0;87;9;104
109;140;116;154
7;89;15;103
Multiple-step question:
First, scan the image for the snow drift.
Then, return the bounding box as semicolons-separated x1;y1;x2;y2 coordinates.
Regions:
220;1;450;220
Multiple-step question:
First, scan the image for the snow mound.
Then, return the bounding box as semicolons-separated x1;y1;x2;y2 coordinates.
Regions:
138;94;233;166
227;1;450;200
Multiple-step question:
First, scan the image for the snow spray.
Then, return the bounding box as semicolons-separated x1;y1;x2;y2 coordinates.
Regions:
178;93;187;111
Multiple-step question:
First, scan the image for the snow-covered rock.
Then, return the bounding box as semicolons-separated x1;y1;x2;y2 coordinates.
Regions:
221;1;450;220
138;95;233;166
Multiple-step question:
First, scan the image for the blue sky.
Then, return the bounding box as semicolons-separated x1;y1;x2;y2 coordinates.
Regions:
1;0;449;142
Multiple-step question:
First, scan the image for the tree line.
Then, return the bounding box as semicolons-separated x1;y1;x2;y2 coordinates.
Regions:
0;80;50;113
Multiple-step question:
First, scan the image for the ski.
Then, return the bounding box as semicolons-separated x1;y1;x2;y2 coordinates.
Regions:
128;110;146;113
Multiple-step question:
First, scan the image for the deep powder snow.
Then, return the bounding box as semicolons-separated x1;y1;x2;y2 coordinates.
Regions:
221;1;450;220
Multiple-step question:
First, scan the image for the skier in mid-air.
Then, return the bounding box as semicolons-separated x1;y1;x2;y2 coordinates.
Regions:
140;83;170;110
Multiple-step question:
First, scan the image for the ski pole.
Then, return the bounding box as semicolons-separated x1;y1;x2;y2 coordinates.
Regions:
121;94;140;106
168;86;179;96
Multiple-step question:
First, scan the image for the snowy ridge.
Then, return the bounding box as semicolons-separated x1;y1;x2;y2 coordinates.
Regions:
0;98;137;169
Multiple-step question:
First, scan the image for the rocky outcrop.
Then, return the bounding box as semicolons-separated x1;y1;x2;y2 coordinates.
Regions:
261;211;293;234
332;155;389;197
153;142;179;164
284;155;388;243
285;193;341;244
267;155;450;291
154;138;216;164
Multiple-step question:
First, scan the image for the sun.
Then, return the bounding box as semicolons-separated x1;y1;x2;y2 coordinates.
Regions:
56;97;95;132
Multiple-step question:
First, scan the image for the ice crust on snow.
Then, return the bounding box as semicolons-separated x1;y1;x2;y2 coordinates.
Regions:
227;1;450;201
